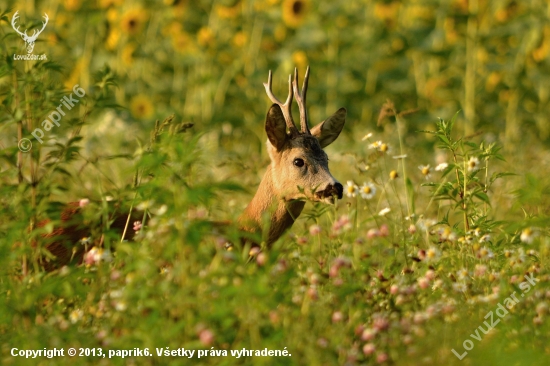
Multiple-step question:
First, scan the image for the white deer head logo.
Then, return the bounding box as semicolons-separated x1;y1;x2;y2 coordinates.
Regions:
11;11;49;54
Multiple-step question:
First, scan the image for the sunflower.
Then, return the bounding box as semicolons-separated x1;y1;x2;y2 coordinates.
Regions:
130;95;154;119
120;9;147;36
232;31;248;48
99;0;123;8
197;27;215;48
216;4;240;19
172;0;189;17
374;2;400;22
533;26;550;62
282;0;310;29
64;0;81;11
105;29;120;51
107;8;119;24
46;33;58;47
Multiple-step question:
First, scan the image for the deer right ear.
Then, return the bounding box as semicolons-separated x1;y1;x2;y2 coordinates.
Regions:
265;104;289;150
311;108;347;148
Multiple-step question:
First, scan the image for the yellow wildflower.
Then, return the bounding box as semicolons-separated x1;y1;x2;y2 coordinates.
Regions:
216;4;240;19
99;0;124;8
120;8;147;36
197;27;214;48
292;51;308;70
64;0;81;11
130;95;154;119
233;31;248;48
106;29;120;51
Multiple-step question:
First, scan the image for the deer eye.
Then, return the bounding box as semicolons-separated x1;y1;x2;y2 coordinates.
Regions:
293;158;305;167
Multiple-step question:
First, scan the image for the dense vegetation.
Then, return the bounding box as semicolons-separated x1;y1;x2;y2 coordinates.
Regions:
1;0;549;365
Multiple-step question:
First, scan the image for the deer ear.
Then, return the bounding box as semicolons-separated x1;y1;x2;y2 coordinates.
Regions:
265;104;289;150
311;108;346;148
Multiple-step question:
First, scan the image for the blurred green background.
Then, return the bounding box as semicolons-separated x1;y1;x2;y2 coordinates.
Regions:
2;0;549;214
3;0;550;147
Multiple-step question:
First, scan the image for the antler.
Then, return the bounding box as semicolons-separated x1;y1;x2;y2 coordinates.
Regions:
11;11;28;39
264;70;298;136
28;13;48;41
11;12;48;42
292;66;310;134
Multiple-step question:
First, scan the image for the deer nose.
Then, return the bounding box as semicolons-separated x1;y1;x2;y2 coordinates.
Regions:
318;182;343;200
334;182;343;199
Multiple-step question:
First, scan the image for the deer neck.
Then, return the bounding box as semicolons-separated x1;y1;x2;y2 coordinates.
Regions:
239;165;305;245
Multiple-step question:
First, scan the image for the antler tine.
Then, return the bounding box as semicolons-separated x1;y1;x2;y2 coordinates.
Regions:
293;66;310;134
41;13;49;31
30;13;49;39
263;70;298;135
11;11;26;37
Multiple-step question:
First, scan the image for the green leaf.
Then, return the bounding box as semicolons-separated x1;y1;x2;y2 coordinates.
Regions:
474;191;491;205
437;134;451;145
490;172;517;183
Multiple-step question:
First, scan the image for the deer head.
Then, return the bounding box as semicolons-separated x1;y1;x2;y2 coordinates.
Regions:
239;67;346;245
263;66;346;204
11;11;49;54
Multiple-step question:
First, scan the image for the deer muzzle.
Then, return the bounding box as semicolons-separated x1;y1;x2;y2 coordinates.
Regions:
316;182;343;200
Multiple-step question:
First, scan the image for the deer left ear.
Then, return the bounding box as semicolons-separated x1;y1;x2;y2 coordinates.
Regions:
311;108;346;148
265;104;289;150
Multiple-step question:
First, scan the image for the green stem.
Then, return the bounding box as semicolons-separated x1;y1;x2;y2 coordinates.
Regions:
452;150;469;232
463;158;470;232
394;113;411;267
395;114;411;218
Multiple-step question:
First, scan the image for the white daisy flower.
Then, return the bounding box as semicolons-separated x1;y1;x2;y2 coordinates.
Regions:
369;141;382;150
453;283;467;293
520;228;536;244
467;157;480;172
378;142;391;154
480;234;491;243
345;181;359;198
425;247;441;262
359;182;376;200
457;268;470;280
418;164;431;179
69;309;83;324
435;162;448;171
478;246;494;259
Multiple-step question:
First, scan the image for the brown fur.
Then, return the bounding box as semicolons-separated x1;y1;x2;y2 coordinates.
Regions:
35;202;138;271
237;69;347;246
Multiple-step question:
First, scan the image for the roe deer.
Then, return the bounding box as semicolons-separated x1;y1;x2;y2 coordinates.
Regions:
238;67;346;245
34;66;346;270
